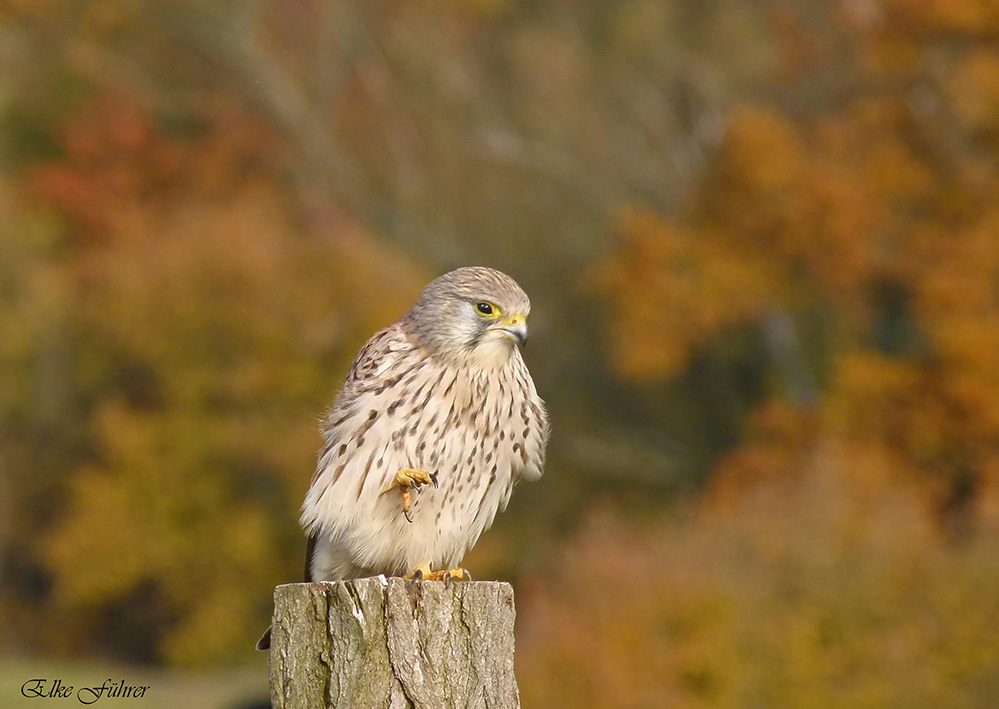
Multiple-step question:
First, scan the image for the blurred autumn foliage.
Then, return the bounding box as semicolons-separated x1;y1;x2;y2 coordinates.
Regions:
520;475;999;707
4;91;426;662
3;0;999;704
596;0;999;527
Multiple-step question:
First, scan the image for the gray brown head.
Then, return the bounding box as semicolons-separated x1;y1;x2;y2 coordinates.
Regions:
405;266;532;364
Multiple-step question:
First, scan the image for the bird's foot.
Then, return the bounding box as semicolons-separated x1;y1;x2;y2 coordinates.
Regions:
404;563;472;587
381;468;438;522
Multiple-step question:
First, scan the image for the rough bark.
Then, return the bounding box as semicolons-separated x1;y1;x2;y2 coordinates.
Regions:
268;577;520;708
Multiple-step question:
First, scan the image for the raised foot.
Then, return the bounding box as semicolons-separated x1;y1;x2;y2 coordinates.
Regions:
381;468;438;522
404;563;472;587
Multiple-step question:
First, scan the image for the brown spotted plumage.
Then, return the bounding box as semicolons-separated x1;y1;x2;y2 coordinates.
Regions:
300;266;548;583
257;267;547;650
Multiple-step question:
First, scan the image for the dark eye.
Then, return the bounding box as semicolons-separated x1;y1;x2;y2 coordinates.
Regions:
476;301;494;315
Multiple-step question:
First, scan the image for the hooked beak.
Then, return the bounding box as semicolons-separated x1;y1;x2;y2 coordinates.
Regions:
491;315;528;347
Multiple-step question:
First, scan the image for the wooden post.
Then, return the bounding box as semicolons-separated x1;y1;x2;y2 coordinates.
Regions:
267;577;521;708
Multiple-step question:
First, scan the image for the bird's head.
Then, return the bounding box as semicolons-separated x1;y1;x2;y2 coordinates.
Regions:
406;266;532;367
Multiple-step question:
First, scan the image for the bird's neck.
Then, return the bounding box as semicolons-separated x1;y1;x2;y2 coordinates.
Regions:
467;338;517;371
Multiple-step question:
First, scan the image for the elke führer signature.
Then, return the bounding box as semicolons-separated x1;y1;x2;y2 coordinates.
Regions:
21;678;150;704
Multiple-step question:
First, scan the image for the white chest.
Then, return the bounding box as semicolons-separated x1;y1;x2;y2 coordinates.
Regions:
302;349;547;573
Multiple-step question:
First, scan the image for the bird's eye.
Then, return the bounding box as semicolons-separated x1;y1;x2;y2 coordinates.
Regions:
476;301;495;316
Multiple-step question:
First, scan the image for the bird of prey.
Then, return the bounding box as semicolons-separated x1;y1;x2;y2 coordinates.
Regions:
258;266;548;650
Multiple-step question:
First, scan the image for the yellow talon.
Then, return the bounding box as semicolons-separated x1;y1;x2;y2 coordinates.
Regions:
382;468;438;522
404;562;434;580
404;564;472;587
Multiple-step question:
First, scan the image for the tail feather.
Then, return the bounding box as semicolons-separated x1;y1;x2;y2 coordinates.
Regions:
255;533;316;651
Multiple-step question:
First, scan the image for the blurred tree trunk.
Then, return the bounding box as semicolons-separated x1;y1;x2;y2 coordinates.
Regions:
268;578;520;708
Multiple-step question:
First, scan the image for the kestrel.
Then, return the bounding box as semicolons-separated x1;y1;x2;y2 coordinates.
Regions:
258;267;548;650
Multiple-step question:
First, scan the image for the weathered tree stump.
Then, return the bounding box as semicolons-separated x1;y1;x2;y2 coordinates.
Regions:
267;577;520;708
